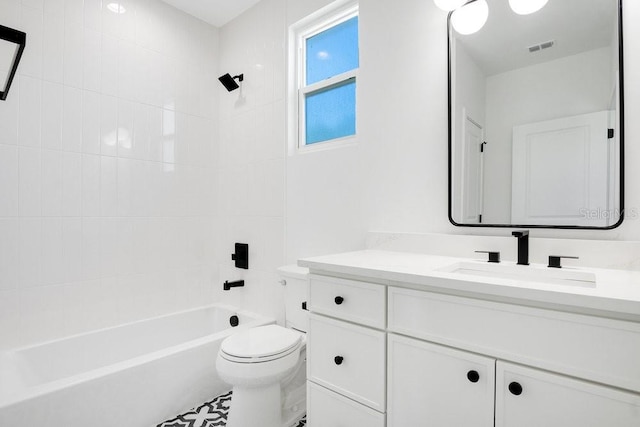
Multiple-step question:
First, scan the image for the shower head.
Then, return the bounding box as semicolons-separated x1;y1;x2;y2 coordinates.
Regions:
218;73;244;92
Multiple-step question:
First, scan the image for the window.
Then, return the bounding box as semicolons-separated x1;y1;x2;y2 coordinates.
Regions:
290;2;359;150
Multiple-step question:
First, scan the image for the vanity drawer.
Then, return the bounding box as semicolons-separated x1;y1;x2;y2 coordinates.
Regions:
309;275;386;329
307;381;385;427
308;313;386;411
388;286;640;392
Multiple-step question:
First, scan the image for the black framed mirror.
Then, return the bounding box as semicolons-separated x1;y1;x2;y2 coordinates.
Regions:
448;0;624;229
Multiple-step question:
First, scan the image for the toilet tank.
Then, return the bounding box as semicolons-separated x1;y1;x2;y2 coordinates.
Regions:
278;265;309;333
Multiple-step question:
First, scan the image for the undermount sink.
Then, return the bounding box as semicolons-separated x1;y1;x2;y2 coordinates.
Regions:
437;261;596;287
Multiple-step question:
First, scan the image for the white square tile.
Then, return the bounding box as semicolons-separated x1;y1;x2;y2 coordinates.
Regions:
64;0;84;26
84;0;102;30
0;74;19;145
41;217;64;285
41;81;63;150
61;152;82;216
18;217;42;287
117;98;135;157
101;0;120;37
118;0;137;42
101;34;119;96
0;145;19;217
136;46;161;106
131;159;150;217
81;218;102;280
100;218;118;277
83;28;102;93
101;94;118;156
18;146;42;216
81;154;101;216
63;23;84;88
41;149;63;216
116;158;132;216
18;76;41;147
42;0;65;83
100;155;118;216
117;39;137;100
62;218;82;283
133;103;152;161
62;86;83;152
18;5;43;79
146;106;163;162
116;218;134;275
160;56;177;110
0;219;20;290
82;90;101;155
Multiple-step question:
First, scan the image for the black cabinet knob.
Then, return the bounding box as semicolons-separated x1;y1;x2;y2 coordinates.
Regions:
334;296;344;305
467;370;480;383
508;382;523;396
334;356;344;365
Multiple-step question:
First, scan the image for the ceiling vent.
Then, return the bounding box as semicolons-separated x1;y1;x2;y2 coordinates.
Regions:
528;40;554;53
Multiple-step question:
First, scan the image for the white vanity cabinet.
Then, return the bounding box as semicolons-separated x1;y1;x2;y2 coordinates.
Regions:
387;286;640;427
305;270;640;427
306;275;387;427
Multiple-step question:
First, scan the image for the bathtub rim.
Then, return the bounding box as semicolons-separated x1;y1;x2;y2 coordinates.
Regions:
0;303;273;409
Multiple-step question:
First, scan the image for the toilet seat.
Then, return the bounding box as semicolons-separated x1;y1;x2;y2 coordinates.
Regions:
220;325;302;364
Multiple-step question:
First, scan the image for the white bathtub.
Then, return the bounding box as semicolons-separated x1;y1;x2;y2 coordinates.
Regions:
0;304;272;426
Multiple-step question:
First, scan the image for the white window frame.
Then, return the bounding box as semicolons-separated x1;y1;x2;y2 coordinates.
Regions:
288;0;359;154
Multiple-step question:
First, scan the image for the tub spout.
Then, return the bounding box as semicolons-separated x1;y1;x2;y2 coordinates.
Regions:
224;280;245;291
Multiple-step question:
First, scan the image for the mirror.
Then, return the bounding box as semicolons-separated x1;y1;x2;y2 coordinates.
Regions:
448;0;623;229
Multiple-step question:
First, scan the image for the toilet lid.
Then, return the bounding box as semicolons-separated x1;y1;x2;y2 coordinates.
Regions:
221;325;302;360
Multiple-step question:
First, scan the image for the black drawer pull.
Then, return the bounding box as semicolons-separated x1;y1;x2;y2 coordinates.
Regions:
508;381;523;396
334;296;344;305
467;370;480;383
334;356;344;365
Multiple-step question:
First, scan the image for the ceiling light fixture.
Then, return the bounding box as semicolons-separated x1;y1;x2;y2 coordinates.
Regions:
508;0;548;15
451;0;489;35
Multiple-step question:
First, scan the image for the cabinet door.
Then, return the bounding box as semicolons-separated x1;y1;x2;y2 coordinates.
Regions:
307;381;385;427
387;334;495;427
496;361;640;427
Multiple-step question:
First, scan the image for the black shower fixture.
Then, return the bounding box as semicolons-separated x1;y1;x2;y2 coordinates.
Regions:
0;24;27;101
218;73;244;92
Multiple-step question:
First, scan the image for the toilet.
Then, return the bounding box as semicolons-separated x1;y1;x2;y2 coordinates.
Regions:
216;265;309;427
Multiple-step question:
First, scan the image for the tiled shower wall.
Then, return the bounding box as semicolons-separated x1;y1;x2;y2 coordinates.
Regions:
0;0;219;349
215;0;288;324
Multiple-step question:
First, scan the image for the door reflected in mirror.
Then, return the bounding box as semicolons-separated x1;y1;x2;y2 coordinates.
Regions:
448;0;623;228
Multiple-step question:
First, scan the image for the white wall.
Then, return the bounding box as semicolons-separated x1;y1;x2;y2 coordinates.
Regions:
286;0;640;248
0;0;219;349
483;47;612;223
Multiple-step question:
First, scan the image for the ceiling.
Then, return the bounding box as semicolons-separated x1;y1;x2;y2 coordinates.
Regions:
160;0;262;27
454;0;618;76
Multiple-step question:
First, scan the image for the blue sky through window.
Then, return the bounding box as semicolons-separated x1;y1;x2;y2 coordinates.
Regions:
306;16;359;85
305;79;356;144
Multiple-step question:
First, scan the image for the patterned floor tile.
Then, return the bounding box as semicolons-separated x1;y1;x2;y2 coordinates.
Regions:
157;391;306;427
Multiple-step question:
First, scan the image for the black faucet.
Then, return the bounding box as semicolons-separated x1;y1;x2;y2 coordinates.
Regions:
511;230;529;265
223;280;245;291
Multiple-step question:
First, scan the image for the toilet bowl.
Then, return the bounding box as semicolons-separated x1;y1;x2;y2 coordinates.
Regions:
216;266;309;427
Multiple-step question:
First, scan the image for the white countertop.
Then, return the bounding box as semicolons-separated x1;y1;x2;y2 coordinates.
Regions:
298;250;640;321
